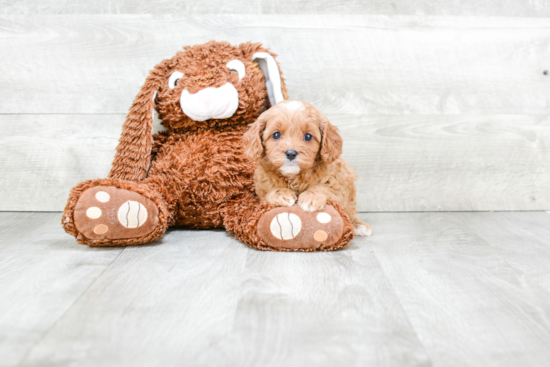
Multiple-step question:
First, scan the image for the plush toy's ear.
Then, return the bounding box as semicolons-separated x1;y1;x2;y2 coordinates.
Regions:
317;110;343;164
243;111;269;162
253;52;287;107
108;67;165;182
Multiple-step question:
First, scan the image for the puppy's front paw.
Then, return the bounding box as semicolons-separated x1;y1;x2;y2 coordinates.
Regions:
266;189;297;207
298;191;327;212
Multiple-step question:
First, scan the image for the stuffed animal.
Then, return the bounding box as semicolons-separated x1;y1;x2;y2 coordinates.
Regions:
62;41;354;251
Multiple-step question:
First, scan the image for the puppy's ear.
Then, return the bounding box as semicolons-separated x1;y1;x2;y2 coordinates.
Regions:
243;112;268;162
317;110;343;164
108;61;168;182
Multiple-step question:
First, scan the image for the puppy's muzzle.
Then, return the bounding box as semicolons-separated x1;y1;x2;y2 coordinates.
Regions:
285;149;298;161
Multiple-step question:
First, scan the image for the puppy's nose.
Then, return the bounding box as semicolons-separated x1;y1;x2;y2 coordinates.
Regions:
285;149;298;161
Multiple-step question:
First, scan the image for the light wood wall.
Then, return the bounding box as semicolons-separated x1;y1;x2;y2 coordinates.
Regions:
1;4;549;211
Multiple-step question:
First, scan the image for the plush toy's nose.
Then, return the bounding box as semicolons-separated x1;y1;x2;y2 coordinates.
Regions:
285;150;298;161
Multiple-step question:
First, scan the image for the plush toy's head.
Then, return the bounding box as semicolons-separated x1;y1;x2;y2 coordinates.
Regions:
109;41;289;181
154;41;288;130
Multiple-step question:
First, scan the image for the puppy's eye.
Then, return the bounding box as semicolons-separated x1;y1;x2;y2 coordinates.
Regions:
272;132;281;140
226;60;246;81
169;71;184;89
304;133;313;141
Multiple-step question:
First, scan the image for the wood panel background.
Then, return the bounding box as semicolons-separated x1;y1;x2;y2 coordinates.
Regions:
1;0;550;16
0;10;549;211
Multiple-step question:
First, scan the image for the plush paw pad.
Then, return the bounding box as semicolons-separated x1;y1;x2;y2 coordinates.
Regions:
117;201;148;228
73;186;159;240
257;204;344;250
270;213;302;240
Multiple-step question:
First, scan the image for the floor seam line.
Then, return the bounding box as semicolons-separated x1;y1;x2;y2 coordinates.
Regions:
16;246;127;366
370;245;436;367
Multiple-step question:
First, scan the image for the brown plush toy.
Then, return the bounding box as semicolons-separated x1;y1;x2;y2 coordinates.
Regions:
62;41;354;251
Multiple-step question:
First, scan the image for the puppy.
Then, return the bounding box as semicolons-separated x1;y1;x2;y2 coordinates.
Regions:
243;100;372;236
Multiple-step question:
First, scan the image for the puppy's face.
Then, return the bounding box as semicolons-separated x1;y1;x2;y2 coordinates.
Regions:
244;101;343;176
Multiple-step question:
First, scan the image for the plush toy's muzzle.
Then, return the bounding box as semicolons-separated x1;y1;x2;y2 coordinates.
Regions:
180;83;239;122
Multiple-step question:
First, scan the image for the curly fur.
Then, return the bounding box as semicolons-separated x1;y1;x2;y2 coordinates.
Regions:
243;100;372;236
61;41;357;251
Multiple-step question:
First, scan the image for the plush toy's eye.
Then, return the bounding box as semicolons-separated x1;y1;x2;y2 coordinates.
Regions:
226;60;246;81
169;71;184;89
304;133;313;141
272;131;281;140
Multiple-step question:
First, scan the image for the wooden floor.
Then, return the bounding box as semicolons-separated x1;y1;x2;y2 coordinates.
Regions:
1;211;550;367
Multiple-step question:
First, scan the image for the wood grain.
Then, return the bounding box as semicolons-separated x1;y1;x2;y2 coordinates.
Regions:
0;114;120;211
0;15;548;115
2;113;548;212
4;212;550;366
339;114;550;211
370;212;550;367
16;214;429;367
1;0;549;16
0;212;122;367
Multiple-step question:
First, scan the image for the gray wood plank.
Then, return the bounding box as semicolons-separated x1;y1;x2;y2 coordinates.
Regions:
343;114;550;212
0;114;118;212
1;0;549;16
0;15;549;115
0;212;123;367
369;212;550;367
16;220;430;367
2;113;548;212
6;212;550;366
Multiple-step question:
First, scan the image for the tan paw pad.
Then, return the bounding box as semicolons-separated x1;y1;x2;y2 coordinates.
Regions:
314;230;328;242
93;224;108;235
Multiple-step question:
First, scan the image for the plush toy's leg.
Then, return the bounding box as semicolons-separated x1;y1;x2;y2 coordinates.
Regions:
224;199;354;252
62;178;170;246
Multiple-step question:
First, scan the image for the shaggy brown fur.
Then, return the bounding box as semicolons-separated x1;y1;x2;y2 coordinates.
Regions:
243;100;372;236
62;41;355;251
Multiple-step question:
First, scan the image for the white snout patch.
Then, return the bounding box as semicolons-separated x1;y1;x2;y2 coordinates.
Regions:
280;161;300;176
180;83;239;122
270;213;302;240
117;201;148;229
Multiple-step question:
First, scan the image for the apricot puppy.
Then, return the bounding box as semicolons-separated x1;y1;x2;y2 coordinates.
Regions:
243;100;372;236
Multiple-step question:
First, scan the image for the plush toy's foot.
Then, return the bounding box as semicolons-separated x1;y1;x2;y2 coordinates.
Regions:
256;201;354;251
62;179;169;246
74;185;160;240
